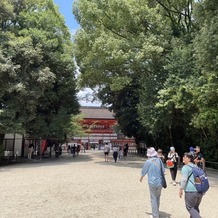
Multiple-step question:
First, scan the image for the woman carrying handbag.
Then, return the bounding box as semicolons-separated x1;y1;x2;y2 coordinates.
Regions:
167;146;179;186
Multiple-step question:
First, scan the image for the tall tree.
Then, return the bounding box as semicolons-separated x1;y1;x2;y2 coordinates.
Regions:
192;0;218;133
73;0;218;162
73;0;169;142
0;0;79;143
137;0;201;153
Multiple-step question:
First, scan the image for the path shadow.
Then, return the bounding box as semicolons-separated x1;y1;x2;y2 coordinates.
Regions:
96;159;144;169
0;151;93;170
95;151;146;169
160;211;172;218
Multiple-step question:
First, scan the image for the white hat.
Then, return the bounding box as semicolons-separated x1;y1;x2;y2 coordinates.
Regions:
170;146;175;151
147;147;158;157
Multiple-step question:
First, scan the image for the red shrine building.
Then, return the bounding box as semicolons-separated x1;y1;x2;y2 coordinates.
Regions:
2;107;136;159
73;106;135;148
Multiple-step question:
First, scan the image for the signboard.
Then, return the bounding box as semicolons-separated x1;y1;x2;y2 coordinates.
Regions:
81;119;117;134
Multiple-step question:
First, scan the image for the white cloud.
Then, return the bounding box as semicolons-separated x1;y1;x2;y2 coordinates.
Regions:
77;88;101;107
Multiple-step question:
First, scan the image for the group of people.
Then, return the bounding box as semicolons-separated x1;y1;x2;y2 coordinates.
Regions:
140;146;205;218
157;146;204;186
54;143;62;158
67;144;80;157
104;143;129;162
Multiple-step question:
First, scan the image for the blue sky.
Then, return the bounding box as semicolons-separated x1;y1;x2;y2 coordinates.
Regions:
53;0;101;107
53;0;79;35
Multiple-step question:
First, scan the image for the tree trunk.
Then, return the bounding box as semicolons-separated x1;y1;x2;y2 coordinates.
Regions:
0;133;5;157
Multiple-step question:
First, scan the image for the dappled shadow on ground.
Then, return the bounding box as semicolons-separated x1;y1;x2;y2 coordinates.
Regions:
96;159;145;169
0;151;93;170
145;211;171;218
1;150;218;186
94;150;146;169
160;211;172;218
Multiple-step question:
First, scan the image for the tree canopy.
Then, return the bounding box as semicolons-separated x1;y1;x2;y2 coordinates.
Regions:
0;0;80;142
73;0;218;161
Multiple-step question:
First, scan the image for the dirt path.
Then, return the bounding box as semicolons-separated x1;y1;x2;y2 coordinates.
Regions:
0;150;217;218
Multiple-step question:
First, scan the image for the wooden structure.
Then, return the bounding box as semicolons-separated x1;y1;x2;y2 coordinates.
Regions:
73;106;135;148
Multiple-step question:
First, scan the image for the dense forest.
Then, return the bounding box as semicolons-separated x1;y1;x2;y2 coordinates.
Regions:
72;0;218;162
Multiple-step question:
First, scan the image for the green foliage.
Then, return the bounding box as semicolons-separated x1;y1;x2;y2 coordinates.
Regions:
73;0;218;162
0;0;79;139
191;0;218;136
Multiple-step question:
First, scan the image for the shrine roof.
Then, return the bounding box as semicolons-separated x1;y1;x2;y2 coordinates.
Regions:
80;106;115;119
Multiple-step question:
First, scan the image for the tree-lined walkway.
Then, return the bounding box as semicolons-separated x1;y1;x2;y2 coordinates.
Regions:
0;150;217;218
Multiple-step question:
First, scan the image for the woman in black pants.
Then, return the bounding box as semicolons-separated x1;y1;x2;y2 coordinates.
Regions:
167;146;179;185
113;145;118;162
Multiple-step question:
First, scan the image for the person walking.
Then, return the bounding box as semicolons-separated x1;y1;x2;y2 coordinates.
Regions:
104;143;110;162
194;146;204;169
113;145;118;163
140;147;165;218
118;146;123;160
157;149;165;163
167;146;179;185
76;144;80;156
71;144;76;158
28;142;34;159
123;144;128;160
179;152;203;218
189;146;195;156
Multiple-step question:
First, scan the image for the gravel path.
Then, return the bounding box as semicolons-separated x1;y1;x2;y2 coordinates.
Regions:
0;150;217;218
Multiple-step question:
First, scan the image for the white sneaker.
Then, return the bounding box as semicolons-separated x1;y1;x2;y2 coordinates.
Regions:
149;215;159;218
173;181;176;186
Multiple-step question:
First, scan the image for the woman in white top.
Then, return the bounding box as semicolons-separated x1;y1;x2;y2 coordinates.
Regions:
104;143;110;162
167;146;179;185
118;146;123;160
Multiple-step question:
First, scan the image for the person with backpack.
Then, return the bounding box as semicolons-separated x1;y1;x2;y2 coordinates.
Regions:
179;152;204;218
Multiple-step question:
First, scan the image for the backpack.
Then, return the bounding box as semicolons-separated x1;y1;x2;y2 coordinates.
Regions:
187;165;209;193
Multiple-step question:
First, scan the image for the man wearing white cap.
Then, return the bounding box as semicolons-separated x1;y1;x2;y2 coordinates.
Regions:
140;147;165;218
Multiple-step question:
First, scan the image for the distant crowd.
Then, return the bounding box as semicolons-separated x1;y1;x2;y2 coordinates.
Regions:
103;143;129;163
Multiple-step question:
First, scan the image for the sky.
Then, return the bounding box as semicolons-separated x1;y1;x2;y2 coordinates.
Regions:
53;0;79;35
53;0;101;107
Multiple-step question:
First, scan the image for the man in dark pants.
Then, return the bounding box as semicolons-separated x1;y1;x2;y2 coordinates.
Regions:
123;144;129;160
194;146;204;169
